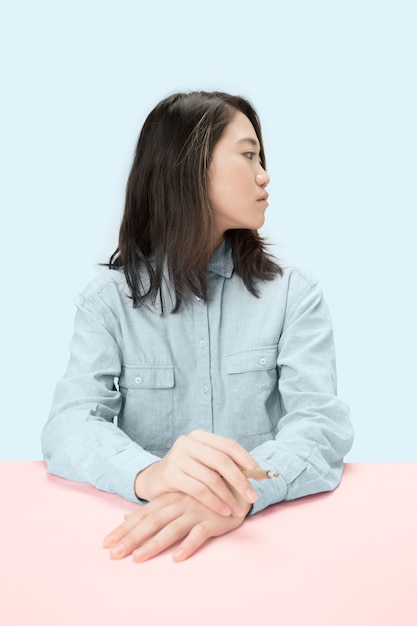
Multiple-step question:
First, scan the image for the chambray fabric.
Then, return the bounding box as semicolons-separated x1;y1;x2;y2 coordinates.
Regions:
42;242;353;514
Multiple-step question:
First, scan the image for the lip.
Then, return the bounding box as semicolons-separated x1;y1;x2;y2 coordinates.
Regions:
258;193;269;202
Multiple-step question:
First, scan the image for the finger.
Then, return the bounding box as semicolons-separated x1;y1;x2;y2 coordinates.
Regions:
103;508;144;549
212;458;258;507
180;460;246;517
152;456;233;516
188;430;260;471
108;496;182;559
172;522;212;562
103;503;158;550
172;498;248;562
163;439;256;512
184;438;258;506
164;466;234;516
132;515;194;562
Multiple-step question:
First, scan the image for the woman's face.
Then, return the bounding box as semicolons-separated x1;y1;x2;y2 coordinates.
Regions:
207;111;270;239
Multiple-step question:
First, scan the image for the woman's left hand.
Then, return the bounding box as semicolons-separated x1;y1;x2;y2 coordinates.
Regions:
103;489;251;562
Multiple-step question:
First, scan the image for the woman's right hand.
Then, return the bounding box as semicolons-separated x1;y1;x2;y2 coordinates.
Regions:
134;430;260;517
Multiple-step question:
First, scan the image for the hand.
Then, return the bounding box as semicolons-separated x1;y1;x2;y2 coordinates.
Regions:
134;430;259;517
103;489;252;562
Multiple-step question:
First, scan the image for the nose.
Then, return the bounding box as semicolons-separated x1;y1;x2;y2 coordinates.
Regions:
256;167;270;187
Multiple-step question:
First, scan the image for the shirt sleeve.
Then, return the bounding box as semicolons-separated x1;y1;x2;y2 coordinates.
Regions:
41;290;161;503
247;273;354;515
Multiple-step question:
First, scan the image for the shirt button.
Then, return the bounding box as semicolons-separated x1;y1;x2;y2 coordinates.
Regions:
134;376;142;385
259;357;267;366
199;339;206;348
203;385;208;394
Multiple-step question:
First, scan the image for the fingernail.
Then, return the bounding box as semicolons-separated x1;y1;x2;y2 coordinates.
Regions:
220;504;232;516
246;488;258;503
173;548;186;561
103;533;117;548
111;543;125;558
232;504;244;517
133;547;149;561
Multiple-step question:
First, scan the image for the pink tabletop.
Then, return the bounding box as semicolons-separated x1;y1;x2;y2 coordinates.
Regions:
1;462;416;625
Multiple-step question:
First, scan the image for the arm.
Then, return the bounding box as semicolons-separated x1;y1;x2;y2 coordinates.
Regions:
41;292;161;502
42;285;258;511
248;275;354;515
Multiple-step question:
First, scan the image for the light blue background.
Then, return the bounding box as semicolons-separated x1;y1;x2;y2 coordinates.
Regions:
1;1;416;460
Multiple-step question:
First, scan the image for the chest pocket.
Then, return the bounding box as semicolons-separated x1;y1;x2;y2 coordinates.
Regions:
119;366;174;389
226;346;279;443
226;346;278;375
118;364;174;452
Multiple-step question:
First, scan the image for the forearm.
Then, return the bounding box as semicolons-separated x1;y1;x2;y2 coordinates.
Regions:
42;294;163;502
244;272;354;515
248;401;353;514
42;408;161;502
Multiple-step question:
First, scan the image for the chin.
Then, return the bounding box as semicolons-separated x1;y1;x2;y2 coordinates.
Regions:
252;217;266;230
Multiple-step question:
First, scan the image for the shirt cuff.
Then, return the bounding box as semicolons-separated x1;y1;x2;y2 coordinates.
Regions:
106;448;162;503
247;472;287;515
247;442;309;515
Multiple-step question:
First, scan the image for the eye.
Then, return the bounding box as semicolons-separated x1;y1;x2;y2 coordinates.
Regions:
244;152;256;160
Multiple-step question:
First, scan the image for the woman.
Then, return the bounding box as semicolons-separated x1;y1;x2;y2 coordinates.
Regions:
42;91;353;562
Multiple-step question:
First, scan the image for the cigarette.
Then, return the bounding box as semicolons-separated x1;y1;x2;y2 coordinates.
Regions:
241;468;279;480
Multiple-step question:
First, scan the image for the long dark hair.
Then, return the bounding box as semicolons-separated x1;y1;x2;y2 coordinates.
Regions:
109;91;282;312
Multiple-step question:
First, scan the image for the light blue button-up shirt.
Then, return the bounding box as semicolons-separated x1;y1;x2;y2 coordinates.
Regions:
42;242;353;514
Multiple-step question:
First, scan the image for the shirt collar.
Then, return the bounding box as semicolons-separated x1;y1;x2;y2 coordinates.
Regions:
207;239;234;278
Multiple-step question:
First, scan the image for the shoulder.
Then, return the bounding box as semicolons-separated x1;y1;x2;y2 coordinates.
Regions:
75;267;131;309
270;263;334;331
263;258;320;298
279;263;318;289
252;259;325;322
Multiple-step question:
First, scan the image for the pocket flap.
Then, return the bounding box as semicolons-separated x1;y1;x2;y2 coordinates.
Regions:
227;347;278;374
119;365;174;389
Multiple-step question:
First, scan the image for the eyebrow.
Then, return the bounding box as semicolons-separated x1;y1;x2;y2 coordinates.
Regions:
237;137;260;149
